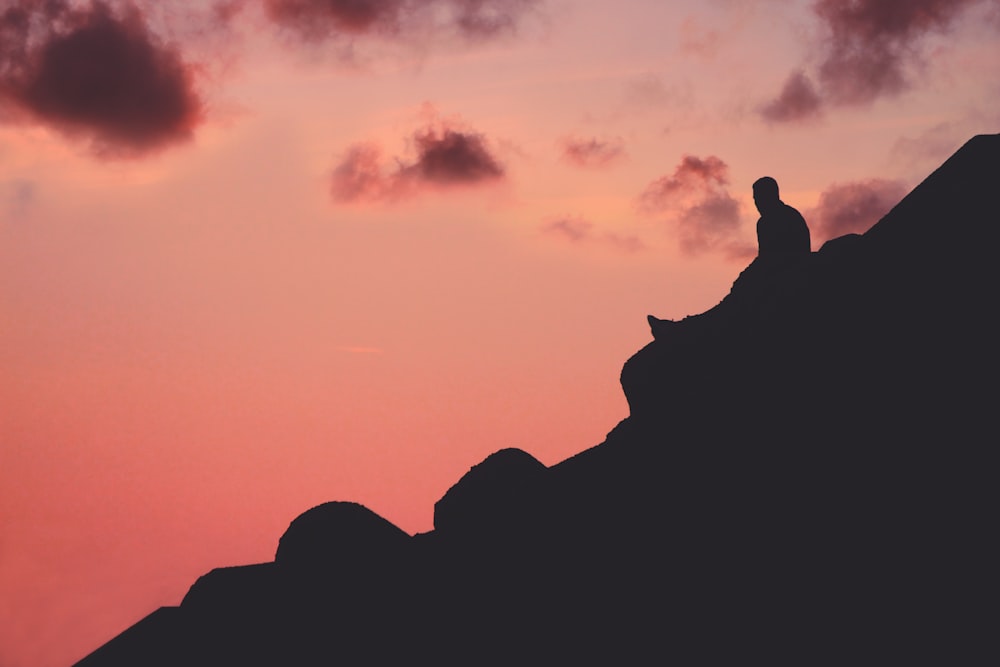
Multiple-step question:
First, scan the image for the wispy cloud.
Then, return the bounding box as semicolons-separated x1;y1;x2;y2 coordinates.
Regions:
638;155;752;258
760;70;823;123
260;0;541;42
559;136;626;169
540;216;644;253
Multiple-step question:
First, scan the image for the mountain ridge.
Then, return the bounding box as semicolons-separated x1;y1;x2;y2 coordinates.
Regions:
74;133;999;666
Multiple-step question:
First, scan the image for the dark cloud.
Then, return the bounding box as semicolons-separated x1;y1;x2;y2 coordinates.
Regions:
330;117;504;203
760;70;823;123
638;155;750;257
808;178;908;243
541;216;644;253
762;0;991;121
0;1;203;157
262;0;539;41
814;0;979;105
559;136;625;169
449;0;538;37
402;124;504;184
262;0;405;38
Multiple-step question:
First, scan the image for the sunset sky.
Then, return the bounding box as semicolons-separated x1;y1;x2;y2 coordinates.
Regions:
1;0;998;664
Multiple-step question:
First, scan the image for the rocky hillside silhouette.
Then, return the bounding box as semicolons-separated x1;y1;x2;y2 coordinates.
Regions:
74;134;999;666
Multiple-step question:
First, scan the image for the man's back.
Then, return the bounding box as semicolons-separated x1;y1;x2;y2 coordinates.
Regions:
757;201;811;259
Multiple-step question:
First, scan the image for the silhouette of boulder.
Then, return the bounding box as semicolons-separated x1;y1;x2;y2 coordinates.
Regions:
433;448;548;538
275;501;410;572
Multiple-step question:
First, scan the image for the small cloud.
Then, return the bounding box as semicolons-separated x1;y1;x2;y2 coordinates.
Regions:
638;155;750;257
402;124;504;185
541;216;592;242
330;142;386;202
622;73;694;110
638;155;729;213
3;179;36;219
330;112;504;203
540;216;644;253
559;136;625;169
760;70;823;124
678;16;721;59
0;0;204;158
808;178;908;243
675;192;743;256
601;232;645;254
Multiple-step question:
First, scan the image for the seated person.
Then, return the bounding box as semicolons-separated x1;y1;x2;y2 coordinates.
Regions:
648;176;811;339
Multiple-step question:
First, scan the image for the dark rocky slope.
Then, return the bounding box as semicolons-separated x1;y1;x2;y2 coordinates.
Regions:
74;134;999;666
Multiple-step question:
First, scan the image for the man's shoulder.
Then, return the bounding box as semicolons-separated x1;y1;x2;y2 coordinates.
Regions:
780;201;804;215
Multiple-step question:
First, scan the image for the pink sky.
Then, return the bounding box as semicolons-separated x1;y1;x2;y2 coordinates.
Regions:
1;1;998;665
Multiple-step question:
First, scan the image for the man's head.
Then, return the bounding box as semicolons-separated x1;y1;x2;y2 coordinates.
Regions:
753;176;780;214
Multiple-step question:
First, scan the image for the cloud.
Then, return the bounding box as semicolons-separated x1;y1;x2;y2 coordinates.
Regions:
0;0;204;157
762;0;992;121
262;0;405;38
890;121;970;166
675;193;744;256
638;155;729;211
760;70;823;123
448;0;538;37
330;115;504;202
542;216;592;242
638;155;750;257
808;178;908;243
2;179;35;219
540;216;644;253
402;123;504;184
814;0;980;105
559;136;625;169
330;142;386;202
262;0;540;41
678;15;722;59
622;73;694;112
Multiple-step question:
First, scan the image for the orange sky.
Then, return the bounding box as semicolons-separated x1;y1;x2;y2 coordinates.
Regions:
1;1;998;665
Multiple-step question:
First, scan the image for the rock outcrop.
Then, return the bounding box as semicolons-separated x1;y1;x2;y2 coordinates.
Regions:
275;501;411;570
74;134;1000;666
433;447;548;539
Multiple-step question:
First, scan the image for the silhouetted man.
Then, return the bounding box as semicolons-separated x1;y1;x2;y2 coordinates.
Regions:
647;176;811;338
752;176;810;261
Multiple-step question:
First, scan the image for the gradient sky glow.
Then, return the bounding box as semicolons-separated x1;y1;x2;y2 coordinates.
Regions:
2;1;998;664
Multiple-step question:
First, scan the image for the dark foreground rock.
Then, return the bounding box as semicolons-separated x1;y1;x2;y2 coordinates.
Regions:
74;134;999;666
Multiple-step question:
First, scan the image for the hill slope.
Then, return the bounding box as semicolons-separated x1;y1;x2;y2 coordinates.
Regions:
75;134;999;666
